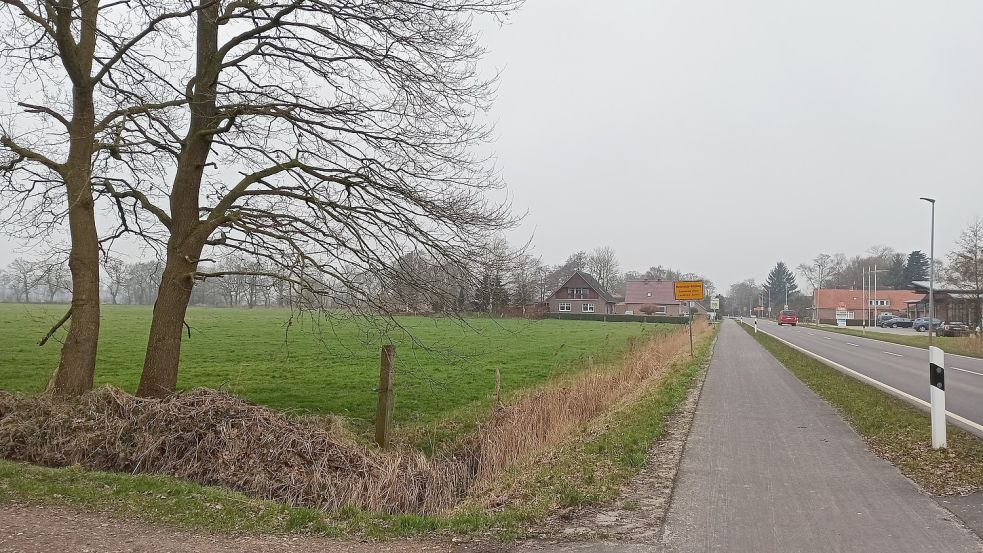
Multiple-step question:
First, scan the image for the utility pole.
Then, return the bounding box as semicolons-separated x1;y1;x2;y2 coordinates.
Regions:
873;263;878;326
863;266;868;331
921;197;936;346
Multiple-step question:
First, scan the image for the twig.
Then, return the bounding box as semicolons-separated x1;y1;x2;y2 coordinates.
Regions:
38;307;72;346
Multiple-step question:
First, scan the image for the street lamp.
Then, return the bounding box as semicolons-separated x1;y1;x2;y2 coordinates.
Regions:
920;197;936;346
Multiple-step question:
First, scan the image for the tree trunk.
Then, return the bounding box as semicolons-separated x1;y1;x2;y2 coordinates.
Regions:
136;0;219;398
136;245;200;398
48;82;100;395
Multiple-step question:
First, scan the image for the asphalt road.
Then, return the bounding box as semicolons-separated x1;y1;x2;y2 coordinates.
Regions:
746;317;983;435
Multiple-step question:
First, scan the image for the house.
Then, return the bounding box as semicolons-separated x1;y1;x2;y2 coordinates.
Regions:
546;271;617;314
618;279;707;316
811;288;926;323
908;281;982;327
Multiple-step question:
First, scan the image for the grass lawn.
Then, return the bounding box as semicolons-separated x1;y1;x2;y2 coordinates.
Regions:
745;324;983;495
0;304;662;433
0;324;718;539
801;323;983;359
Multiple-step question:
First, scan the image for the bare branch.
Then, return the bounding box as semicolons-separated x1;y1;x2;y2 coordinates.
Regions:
38;307;72;346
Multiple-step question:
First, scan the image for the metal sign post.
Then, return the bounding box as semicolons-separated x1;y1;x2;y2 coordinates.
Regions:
929;346;947;449
673;281;705;359
688;301;694;357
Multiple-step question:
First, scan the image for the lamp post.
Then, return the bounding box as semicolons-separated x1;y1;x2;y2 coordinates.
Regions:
921;197;936;346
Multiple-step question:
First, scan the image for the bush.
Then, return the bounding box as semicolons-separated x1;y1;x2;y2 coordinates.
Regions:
545;313;689;324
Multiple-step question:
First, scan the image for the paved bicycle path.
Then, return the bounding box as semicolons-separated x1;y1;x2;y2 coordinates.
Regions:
659;320;981;552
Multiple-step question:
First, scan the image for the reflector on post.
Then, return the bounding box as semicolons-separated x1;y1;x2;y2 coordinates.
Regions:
929;345;946;449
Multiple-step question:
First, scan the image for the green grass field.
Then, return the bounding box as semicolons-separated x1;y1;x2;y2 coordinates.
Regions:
0;304;661;432
0;325;717;539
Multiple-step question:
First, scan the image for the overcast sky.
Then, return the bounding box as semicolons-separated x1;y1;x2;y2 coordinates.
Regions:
2;0;983;292
481;0;983;290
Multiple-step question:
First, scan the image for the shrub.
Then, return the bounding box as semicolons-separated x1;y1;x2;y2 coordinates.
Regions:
545;313;688;324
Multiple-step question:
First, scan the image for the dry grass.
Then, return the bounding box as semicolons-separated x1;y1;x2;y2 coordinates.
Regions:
0;322;706;515
0;388;468;514
467;321;708;486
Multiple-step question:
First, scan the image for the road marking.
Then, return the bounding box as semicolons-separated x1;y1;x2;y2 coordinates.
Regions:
824;337;832;340
845;342;861;347
808;332;816;336
804;326;983;362
950;367;983;377
746;321;983;436
883;352;903;357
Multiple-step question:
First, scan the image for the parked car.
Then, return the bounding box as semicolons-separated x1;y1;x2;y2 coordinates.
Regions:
939;321;972;337
879;317;913;328
913;318;944;332
876;313;899;325
778;309;798;326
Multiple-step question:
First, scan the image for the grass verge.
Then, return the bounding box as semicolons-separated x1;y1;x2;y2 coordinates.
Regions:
744;324;983;495
0;325;718;540
799;323;983;360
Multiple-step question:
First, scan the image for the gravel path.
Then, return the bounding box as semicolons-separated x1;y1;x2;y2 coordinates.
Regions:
0;503;481;553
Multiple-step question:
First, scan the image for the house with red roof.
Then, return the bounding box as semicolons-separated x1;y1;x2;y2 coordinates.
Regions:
812;288;926;323
618;279;708;316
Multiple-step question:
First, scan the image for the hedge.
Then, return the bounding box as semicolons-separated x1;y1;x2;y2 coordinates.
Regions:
545;313;690;324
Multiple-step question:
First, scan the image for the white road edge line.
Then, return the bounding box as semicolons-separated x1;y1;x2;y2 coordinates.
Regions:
883;352;903;357
741;320;983;435
801;325;983;363
950;367;983;377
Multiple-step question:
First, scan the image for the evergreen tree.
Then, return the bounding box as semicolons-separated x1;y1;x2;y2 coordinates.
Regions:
472;273;492;312
903;250;930;284
472;271;508;313
885;253;906;288
764;262;799;309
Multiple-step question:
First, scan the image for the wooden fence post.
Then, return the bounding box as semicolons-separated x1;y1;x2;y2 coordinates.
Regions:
376;345;396;448
495;367;502;406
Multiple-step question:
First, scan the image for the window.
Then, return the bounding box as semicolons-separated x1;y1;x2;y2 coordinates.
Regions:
558;302;571;312
582;302;595;313
570;287;590;298
868;299;889;307
655;305;667;314
646;292;652;297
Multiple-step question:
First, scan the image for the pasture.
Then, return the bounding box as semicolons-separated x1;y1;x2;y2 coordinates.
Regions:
0;304;662;433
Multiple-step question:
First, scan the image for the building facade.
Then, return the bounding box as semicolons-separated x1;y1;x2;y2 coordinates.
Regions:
618;279;707;316
811;288;926;323
545;272;617;315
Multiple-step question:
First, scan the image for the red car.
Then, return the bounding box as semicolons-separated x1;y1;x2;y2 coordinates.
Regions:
778;309;798;326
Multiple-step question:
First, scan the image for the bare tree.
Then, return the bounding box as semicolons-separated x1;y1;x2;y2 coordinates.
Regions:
947;218;983;325
103;257;129;305
642;265;681;281
126;1;520;398
726;279;761;317
586;246;620;291
124;262;163;306
509;254;543;306
7;257;45;303
41;261;70;303
797;253;845;292
0;0;119;392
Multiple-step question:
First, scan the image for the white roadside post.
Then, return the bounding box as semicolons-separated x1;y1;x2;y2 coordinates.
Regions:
929;345;947;449
754;318;758;333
